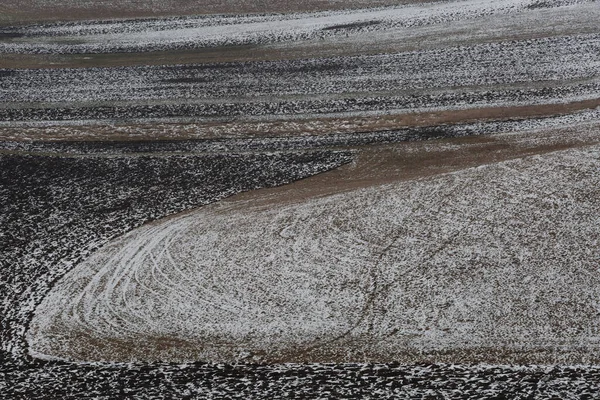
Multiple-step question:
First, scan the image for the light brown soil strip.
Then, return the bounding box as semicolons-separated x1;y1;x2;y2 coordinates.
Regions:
3;99;599;142
51;329;600;365
229;123;600;208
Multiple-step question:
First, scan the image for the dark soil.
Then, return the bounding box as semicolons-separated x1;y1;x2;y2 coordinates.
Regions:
2;360;599;399
0;144;351;363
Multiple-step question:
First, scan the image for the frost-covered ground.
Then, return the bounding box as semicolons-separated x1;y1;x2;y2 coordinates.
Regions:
0;108;598;158
0;0;596;54
5;33;599;104
0;146;350;363
0;107;598;155
2;119;599;398
0;0;405;25
3;361;600;399
28;143;600;364
2;0;600;397
1;34;599;124
1;0;599;125
3;34;600;103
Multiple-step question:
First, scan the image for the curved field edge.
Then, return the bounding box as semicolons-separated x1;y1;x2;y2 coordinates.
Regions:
0;148;351;362
28;137;600;364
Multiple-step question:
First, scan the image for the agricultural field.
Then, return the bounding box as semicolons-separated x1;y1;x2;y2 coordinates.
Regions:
1;0;600;398
29;137;600;365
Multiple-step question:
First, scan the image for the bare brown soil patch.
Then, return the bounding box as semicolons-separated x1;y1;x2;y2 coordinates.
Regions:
229;123;600;208
45;328;600;365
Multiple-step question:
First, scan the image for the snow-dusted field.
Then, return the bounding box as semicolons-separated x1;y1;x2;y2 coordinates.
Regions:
6;122;600;397
3;34;600;104
2;0;600;397
1;33;598;124
1;0;597;54
4;362;600;398
0;147;350;363
28;143;600;364
0;0;404;25
1;0;599;126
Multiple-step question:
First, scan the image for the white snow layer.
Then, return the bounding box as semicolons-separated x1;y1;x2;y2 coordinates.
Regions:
28;144;600;362
2;0;598;53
